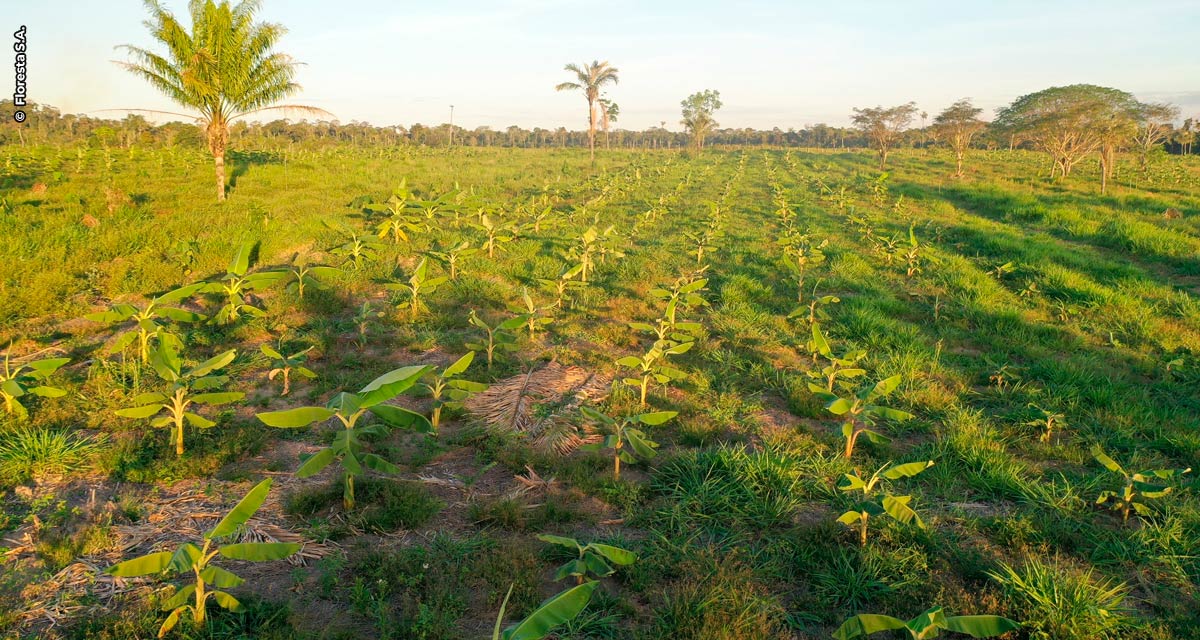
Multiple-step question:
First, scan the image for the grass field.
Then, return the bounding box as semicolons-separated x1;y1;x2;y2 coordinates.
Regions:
1;143;1199;639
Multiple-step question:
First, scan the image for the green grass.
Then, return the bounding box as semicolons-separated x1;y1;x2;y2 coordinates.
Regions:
1;143;1199;639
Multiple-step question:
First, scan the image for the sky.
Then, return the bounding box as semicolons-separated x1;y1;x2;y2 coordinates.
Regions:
9;0;1200;131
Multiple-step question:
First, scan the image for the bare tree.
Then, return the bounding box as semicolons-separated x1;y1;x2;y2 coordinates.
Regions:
1132;102;1180;170
851;102;919;170
931;99;987;178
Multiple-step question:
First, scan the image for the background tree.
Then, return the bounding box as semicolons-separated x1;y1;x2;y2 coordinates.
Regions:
1133;102;1180;170
851;102;919;169
994;84;1140;188
931;98;987;178
118;0;327;202
680;89;722;151
599;97;619;149
555;60;619;161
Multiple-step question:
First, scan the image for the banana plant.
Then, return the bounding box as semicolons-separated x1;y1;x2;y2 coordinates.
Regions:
0;352;69;419
683;228;721;265
628;317;701;346
649;274;709;335
837;460;933;546
510;288;555;339
833;606;1019;640
579;407;674;479
367;184;417;244
420;352;488;431
568;227;602;282
331;231;386;271
1092;445;1191;522
261;343;316;396
816;375;912;459
409;191;460;233
386;257;449;321
536;534;637;584
538;264;586;308
1024;404;1067;443
616;340;692;407
466;310;523;369
115;343;242;457
199;242;287;325
427;240;478;280
493;581;600;640
285;262;342;301
904;225;922;278
86;283;206;362
805;323;867;393
104;479;301;638
475;214;516;258
256;365;433;510
779;233;827;302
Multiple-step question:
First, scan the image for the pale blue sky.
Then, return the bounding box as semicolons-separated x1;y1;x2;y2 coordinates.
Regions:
11;0;1200;130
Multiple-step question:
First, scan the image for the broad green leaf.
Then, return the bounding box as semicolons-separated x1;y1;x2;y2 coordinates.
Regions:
168;544;203;572
211;590;242;611
257;406;335;428
881;494;923;527
883;461;934;480
158;607;184;637
360;453;401;474
260;344;283;360
837;511;864;526
537;534;582;550
444;352;476;377
812;323;831;357
832;614;909;640
590;543;636;566
105;551;174;577
838;474;867;492
208;479;273;539
502;581;599;640
200;566;245;588
132;392;167;404
1091;445;1125;474
580;407;614;424
160;584;196;610
866;375;903;399
636;411;677;426
943;615;1021;637
157;307;204;322
28;386;67;398
227;241;254;276
116;404;165;419
184;412;216;428
192;392;244;405
369;404;432;432
358;365;432;407
219;542;301;562
156;282;206;304
296;447;337;477
188;349;237;378
615;356;642;368
826;397;853;415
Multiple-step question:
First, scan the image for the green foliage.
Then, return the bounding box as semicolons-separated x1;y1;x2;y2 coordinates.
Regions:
427;240;478;280
85;283;205;362
256;364;432;509
536;534;636;583
466;309;523;369
114;342;242;457
988;559;1129;640
387;257;449;321
833;605;1019;640
816;374;912;459
1091;445;1191;522
836;460;933;545
104;479;301;637
510;288;555;340
0;352;70;419
495;581;601;640
198;242;287;325
805;323;867;394
260;342;316;396
616;340;692;407
421;352;488;431
579;406;674;479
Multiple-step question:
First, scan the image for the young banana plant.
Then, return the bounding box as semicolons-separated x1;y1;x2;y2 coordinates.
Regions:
805;323;867;393
510;289;555;339
837;460;934;546
568;227;601;282
834;606;1019;640
420;352;488;431
331;230;386;271
427;240;478;280
492;581;599;640
285;262;342;301
104;479;301;638
261;343;316;396
256;365;433;510
579;406;674;479
115;343;243;457
1024;404;1067;443
538;264;586;308
0;351;70;419
1092;445;1191;522
816;374;912;459
466;310;523;369
778;233;828;303
367;185;417;244
649;274;709;335
616;340;692;407
86;283;206;362
386;257;449;321
200;242;287;325
536;534;637;584
475;214;516;258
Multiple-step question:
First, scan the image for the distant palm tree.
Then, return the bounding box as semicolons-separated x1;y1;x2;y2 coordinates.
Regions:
555;61;619;161
118;0;328;201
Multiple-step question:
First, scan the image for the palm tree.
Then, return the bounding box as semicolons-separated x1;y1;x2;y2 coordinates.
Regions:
117;0;328;201
555;61;619;161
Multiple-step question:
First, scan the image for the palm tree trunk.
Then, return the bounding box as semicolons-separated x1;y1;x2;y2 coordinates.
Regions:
208;120;229;202
587;98;596;162
214;152;226;202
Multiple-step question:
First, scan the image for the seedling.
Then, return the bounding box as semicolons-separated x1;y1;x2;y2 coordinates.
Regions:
779;233;827;302
649;274;709;335
805;323;867;393
331;231;386;271
833;605;1019;640
817;374;913;459
538;264;586;308
386;257;449;321
580;406;674;479
837;460;933;546
427;240;478;280
115;342;243;457
286;262;341;301
616;340;692;407
0;351;70;419
1024;404;1066;443
492;581;599;640
86;283;206;362
199;242;287;325
904;225;922;278
510;288;555;339
256;365;433;510
1092;445;1191;522
466;310;523;369
420;352;488;431
536;534;637;584
261;342;316;396
989;261;1016;279
475;214;516;258
104;479;301;638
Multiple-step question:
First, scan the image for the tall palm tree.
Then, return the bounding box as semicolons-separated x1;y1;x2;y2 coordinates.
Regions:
555;61;619;161
118;0;328;201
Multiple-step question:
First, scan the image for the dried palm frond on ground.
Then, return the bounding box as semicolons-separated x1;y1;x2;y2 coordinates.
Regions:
465;362;609;453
